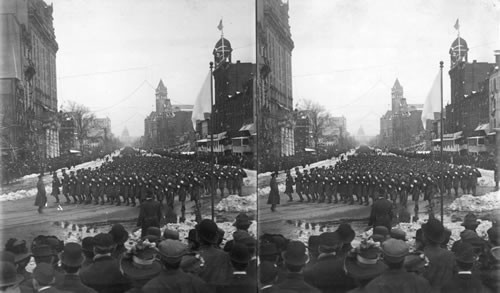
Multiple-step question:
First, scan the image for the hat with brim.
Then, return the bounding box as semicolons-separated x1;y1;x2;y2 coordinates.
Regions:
196;219;219;244
345;256;387;280
121;248;161;280
283;241;308;266
0;261;24;287
422;219;446;244
462;213;480;228
381;239;409;263
336;223;355;243
5;239;31;264
60;243;84;267
109;224;129;245
233;213;251;228
158;240;187;264
230;243;250;264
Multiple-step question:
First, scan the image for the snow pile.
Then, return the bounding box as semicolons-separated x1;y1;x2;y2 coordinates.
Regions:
257;184;286;198
244;169;257;187
478;168;495;187
449;192;500;212
216;194;257;212
289;215;492;251
0;185;53;202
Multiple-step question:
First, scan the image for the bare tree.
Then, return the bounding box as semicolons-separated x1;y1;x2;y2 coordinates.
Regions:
298;99;330;149
65;101;95;153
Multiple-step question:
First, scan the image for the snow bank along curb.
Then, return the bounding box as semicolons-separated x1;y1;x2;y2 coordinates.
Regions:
216;194;257;212
449;192;500;212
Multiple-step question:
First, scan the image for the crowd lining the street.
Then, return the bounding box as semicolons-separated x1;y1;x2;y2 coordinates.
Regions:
1;210;499;293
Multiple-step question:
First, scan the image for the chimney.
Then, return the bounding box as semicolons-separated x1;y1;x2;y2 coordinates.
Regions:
495;50;500;66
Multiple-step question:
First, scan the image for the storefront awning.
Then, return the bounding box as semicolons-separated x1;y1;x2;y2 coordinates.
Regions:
474;123;490;132
232;136;250;140
239;123;256;135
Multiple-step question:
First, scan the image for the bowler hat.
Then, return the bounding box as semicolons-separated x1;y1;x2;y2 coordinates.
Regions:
319;232;343;251
371;226;389;243
0;261;24;287
4;239;31;264
381;239;409;263
345;245;386;280
196;219;219;244
283;241;308;266
336;223;355;243
233;213;251;228
162;229;179;240
422;219;446;244
454;242;476;264
33;263;55;285
185;229;198;243
390;229;407;241
81;237;94;253
109;224;129;244
462;213;480;228
93;233;115;249
230;243;250;264
157;240;187;263
259;261;278;284
487;226;500;246
60;243;84;267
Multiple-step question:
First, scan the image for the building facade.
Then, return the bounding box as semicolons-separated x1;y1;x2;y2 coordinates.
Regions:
1;0;59;161
144;80;194;149
379;79;424;148
257;0;295;164
489;51;500;134
445;37;494;139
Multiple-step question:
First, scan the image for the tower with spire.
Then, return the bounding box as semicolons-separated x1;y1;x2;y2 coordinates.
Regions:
155;79;173;115
391;79;407;114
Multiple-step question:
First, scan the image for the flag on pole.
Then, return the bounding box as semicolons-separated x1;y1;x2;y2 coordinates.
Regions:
191;71;212;130
217;19;223;31
454;18;460;30
421;71;441;130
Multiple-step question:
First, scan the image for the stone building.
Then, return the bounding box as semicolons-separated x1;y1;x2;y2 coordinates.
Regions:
1;0;59;161
379;79;424;148
256;0;295;163
144;80;194;149
488;51;500;135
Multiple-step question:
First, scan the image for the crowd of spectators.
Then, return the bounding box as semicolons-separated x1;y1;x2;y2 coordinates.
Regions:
390;150;497;171
2;211;499;292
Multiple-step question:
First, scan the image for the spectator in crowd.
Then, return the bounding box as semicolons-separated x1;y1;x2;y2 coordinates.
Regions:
481;246;500;292
120;240;160;293
259;261;278;293
363;239;431;293
32;263;63;293
56;242;96;293
142;239;207;293
371;226;390;243
304;231;356;292
196;219;233;289
274;241;320;293
79;233;131;293
108;224;129;259
4;239;32;282
442;242;485;293
345;241;387;293
306;236;321;268
216;243;256;293
21;245;63;289
421;218;455;292
80;237;94;269
136;192;163;238
336;223;355;258
180;229;203;275
0;261;29;293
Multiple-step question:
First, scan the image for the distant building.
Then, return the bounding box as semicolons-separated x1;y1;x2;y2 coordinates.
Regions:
120;127;133;146
1;0;59;160
294;110;311;153
257;0;295;160
379;79;424;148
144;80;194;149
321;116;347;146
85;117;111;152
488;50;500;135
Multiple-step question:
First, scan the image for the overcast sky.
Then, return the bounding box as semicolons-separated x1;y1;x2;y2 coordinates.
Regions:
290;0;500;136
52;0;255;137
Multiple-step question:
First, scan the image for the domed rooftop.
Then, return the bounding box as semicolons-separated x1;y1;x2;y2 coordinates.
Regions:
451;37;468;48
215;37;232;49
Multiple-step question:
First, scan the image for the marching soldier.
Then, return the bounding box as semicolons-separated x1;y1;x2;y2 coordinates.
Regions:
51;173;61;204
61;169;71;204
294;167;304;202
284;170;294;202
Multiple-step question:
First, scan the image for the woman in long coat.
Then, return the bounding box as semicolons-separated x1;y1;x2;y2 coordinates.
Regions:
267;172;280;212
34;174;47;213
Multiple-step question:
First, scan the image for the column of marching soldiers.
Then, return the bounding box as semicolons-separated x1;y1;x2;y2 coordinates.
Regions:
286;153;482;220
50;154;247;219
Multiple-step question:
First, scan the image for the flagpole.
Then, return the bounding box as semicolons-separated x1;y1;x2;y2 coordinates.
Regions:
440;61;444;223
210;61;215;221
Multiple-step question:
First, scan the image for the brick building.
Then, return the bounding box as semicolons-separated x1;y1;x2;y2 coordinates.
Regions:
445;37;495;139
1;0;59;161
